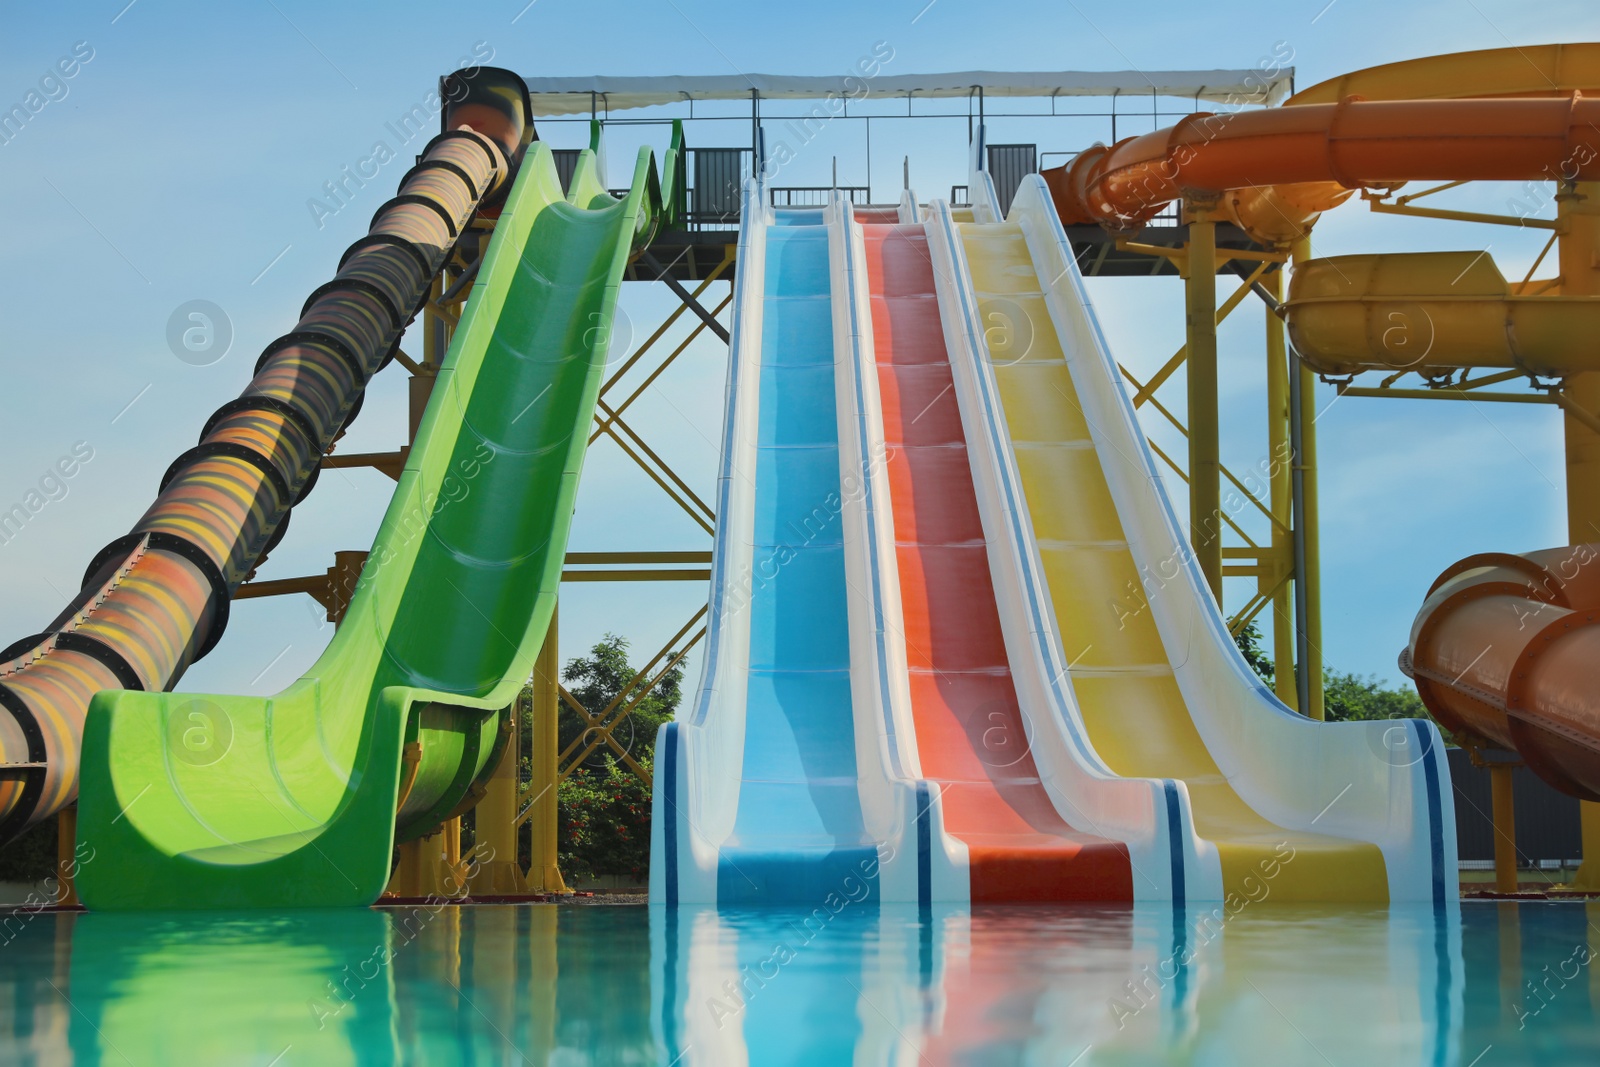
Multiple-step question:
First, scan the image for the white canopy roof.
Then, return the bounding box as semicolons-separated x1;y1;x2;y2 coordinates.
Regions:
521;70;1294;116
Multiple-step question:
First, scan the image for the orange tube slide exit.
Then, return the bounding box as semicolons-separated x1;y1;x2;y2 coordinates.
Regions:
1405;548;1600;799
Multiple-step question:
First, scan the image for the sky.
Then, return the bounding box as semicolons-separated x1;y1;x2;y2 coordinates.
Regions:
0;0;1596;705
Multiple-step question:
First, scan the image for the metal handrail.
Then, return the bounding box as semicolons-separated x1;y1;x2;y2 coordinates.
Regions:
771;186;869;207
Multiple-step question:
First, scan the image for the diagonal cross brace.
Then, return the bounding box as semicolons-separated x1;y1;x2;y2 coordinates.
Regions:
639;251;731;344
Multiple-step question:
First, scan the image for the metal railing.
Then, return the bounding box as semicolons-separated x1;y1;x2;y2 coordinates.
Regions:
951;183;1181;226
769;186;869;207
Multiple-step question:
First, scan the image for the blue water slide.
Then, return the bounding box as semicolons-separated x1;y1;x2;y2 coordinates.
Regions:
651;194;879;904
717;212;877;902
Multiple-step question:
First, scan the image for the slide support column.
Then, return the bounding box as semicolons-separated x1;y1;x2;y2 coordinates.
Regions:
1558;182;1600;890
1265;265;1297;709
1184;198;1224;603
530;608;569;893
471;698;530;896
1289;237;1326;720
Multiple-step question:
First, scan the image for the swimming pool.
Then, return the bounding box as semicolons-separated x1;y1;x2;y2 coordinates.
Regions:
0;901;1593;1063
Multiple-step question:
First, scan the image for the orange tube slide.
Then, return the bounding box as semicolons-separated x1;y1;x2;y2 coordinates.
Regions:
1042;96;1600;241
1404;547;1600;800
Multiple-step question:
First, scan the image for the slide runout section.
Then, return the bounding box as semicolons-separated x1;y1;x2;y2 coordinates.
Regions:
711;209;879;903
959;218;1382;899
861;220;1132;901
74;144;650;908
951;174;1455;902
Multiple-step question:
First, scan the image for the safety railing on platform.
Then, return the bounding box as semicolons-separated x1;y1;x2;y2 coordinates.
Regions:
952;183;1181;225
770;186;869;207
684;146;750;229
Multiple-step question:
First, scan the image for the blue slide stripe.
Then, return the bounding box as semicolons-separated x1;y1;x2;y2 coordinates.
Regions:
662;723;679;907
1413;720;1447;908
916;781;932;911
1163;782;1186;906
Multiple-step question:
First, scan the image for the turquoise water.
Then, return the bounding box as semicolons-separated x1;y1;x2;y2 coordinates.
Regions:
0;901;1595;1064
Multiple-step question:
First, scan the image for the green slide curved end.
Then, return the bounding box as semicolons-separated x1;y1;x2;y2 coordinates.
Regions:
74;142;654;909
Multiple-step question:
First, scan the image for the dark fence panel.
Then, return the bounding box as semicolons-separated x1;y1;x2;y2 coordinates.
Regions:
690;148;746;227
1448;747;1581;865
552;149;581;195
987;143;1037;218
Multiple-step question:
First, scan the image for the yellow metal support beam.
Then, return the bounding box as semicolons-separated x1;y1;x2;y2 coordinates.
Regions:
562;552;713;582
555;607;708;781
389;347;423;376
562;633;702;777
1457;369;1531;391
469;690;531;897
600;404;716;521
1365;192;1560;231
1227;567;1294;637
1144;438;1258;548
592;420;715;534
321;447;409;481
1265;267;1298;709
1115;239;1287;267
1132;260;1271;409
1121;366;1285;537
1184;202;1224;603
562;569;711;583
553;686;655;786
599;250;734;398
1292;236;1326;721
527;608;568;894
1555;388;1600;438
423;273;444;369
388;818;468;900
565;552;712;565
591;293;733;440
1338;387;1554;405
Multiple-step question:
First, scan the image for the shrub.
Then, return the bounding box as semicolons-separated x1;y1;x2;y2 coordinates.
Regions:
557;755;653;884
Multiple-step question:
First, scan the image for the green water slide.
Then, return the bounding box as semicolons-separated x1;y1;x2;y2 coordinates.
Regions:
74;128;681;909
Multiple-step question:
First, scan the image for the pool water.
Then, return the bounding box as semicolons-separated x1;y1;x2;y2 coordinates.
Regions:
0;901;1595;1064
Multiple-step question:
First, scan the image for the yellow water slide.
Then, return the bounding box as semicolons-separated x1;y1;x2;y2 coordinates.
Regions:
953;213;1394;901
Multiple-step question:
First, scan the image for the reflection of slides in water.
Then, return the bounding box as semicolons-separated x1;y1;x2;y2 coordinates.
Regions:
10;902;1600;1062
650;902;1476;1066
0;906;662;1064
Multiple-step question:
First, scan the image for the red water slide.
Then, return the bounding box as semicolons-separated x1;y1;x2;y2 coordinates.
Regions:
863;221;1131;901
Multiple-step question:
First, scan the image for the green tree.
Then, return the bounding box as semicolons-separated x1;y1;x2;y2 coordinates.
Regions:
559;634;682;769
1322;669;1428;723
1233;621;1433;726
548;634;684;883
1233;622;1275;687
